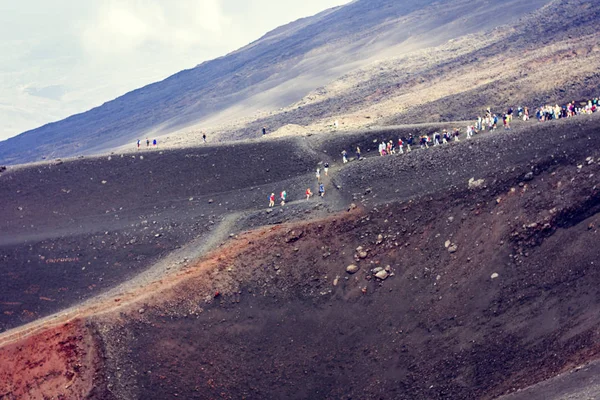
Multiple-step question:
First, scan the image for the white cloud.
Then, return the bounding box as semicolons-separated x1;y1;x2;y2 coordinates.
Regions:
0;0;352;141
80;0;235;57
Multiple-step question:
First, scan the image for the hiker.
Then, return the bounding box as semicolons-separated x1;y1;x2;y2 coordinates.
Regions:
316;168;321;181
398;138;404;154
319;183;325;197
434;132;441;146
406;134;413;152
137;139;140;149
453;128;460;142
153;139;157;147
280;190;287;206
466;125;474;139
146;138;150;147
202;133;206;143
356;146;361;160
306;188;313;200
269;193;275;207
503;114;511;130
324;162;329;176
442;130;449;144
342;150;348;164
262;127;267;135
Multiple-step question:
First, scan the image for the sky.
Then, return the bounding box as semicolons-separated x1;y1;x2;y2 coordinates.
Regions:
0;0;351;141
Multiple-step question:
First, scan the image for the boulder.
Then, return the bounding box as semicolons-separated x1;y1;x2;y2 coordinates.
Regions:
346;264;359;274
468;178;485;189
375;270;389;280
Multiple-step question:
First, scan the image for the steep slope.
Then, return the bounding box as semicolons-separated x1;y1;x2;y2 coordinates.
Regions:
0;0;554;165
228;0;600;138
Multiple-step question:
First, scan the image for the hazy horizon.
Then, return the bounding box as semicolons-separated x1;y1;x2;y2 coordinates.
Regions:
0;0;350;142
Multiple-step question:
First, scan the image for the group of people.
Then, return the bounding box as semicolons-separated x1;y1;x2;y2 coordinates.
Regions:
268;163;328;207
337;96;599;162
137;138;158;149
268;191;287;207
535;98;599;121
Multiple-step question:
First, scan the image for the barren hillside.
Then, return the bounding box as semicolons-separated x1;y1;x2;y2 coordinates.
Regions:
0;0;565;165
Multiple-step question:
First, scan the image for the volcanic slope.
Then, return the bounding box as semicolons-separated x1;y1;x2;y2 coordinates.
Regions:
0;0;560;165
231;0;600;139
2;115;600;399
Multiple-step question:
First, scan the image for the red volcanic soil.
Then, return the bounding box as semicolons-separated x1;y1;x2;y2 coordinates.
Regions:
2;115;600;399
0;320;101;400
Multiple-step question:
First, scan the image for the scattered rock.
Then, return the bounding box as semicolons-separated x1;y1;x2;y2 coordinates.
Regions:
138;308;145;314
358;251;368;259
348;203;357;211
491;273;499;279
447;216;454;223
444;240;451;248
372;267;383;273
468;178;485;189
523;172;534;181
448;244;458;253
285;230;304;243
376;234;384;245
346;264;359;274
375;270;389;280
101;180;107;184
208;199;213;204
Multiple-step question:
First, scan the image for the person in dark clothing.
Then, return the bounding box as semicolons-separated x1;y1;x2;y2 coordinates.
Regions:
262;127;267;135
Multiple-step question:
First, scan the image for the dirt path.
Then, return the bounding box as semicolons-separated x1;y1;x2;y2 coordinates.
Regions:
0;212;241;347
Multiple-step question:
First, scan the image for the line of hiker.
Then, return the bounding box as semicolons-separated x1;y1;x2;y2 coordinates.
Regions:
338;96;599;162
136;138;158;149
268;162;328;207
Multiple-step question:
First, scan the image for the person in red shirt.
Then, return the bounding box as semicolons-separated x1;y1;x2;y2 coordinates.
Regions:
306;188;312;200
269;193;275;207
